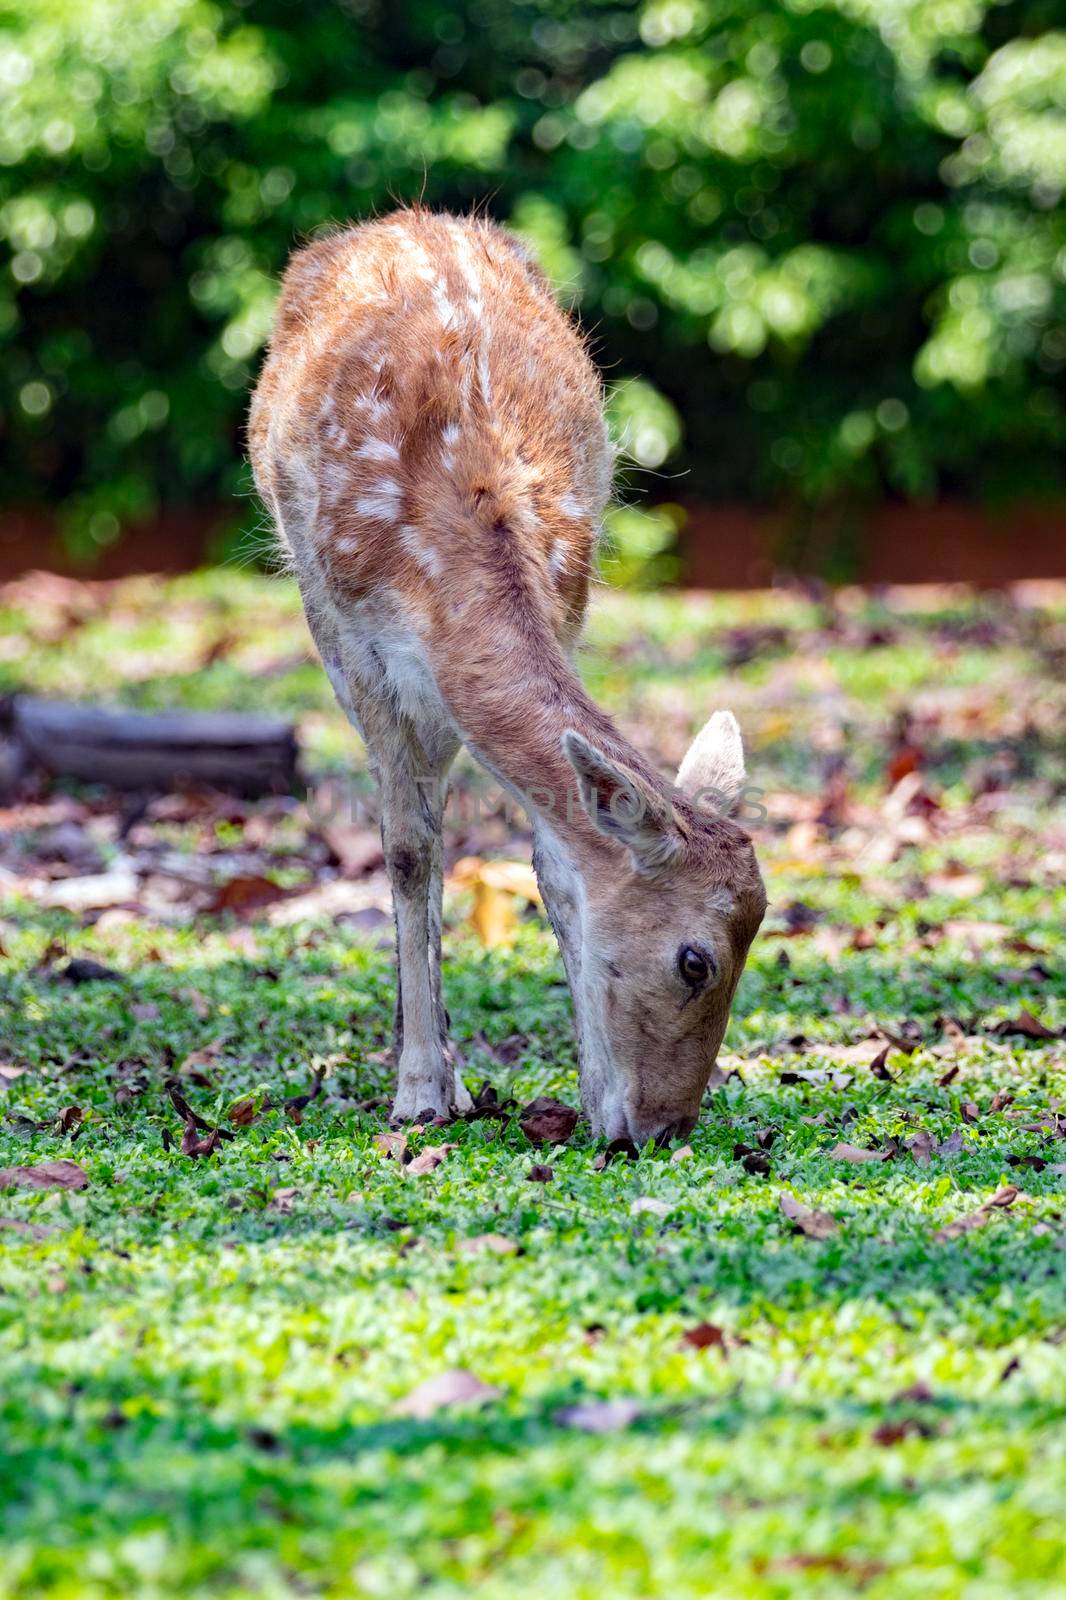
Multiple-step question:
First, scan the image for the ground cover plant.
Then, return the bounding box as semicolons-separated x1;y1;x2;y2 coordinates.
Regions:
0;570;1064;1597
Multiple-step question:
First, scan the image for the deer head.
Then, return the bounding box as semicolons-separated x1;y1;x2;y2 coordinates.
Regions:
556;711;766;1145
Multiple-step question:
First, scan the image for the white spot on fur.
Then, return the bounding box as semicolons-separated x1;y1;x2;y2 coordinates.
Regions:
558;492;585;519
400;523;442;578
354;479;403;521
336;535;358;552
355;437;399;463
441;423;460;448
549;540;569;580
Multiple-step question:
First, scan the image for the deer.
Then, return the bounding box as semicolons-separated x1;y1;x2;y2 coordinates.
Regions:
248;208;766;1145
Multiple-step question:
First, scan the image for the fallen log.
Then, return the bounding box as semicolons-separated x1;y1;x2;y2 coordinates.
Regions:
0;695;300;795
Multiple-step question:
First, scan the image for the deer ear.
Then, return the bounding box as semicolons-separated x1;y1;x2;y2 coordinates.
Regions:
676;711;747;817
562;730;680;872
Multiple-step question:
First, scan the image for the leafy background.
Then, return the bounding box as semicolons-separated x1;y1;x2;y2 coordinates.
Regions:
1;0;1065;567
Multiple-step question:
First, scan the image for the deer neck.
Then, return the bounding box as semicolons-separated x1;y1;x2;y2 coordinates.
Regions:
424;606;656;869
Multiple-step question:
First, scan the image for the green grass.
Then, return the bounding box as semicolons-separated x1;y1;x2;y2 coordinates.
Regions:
1;573;1064;1598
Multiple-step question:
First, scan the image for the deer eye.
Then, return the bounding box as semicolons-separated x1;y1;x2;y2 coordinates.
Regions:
678;945;712;987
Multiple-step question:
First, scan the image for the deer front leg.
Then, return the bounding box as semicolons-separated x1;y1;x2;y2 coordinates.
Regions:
376;733;464;1124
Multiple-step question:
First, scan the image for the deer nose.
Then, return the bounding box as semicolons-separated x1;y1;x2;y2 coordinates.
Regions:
653;1113;697;1146
625;1109;697;1148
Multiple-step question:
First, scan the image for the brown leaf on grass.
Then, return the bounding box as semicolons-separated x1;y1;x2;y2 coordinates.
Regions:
772;1554;886;1581
593;1137;640;1170
879;1020;923;1054
373;1130;409;1162
406;1143;455;1176
933;1184;1021;1242
937;1064;960;1087
285;1066;325;1124
961;1101;980;1124
319;820;385;878
733;1145;772;1176
518;1096;579;1146
907;1130;936;1167
59;958;123;985
828;1143;887;1164
228;1097;258;1128
165;1079;233;1142
394;1368;502;1419
779;1191;839;1239
779;1068;854;1088
873;1416;932;1445
177;1039;225;1086
988;1089;1013;1114
464;1079;517;1121
0;1216;55;1239
178;987;212;1020
892;1380;936;1404
680;1322;726;1351
207;874;288;915
57;1104;83;1134
269;1186;298;1214
526;1163;554;1183
670;1144;694;1163
993;1009;1059;1041
0;1159;89;1191
180;1122;220;1158
553;1398;642;1433
456;1232;518;1256
868;1046;896;1081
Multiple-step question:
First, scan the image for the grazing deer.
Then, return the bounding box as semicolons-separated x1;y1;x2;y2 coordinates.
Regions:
249;209;766;1142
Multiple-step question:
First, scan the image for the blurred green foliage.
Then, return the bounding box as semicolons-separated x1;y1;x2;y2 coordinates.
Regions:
1;0;1064;563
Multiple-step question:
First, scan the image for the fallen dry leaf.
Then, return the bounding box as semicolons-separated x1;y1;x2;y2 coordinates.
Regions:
593;1137;639;1170
0;1159;89;1191
180;1122;220;1158
406;1143;454;1176
518;1097;579;1146
449;857;541;948
993;1009;1059;1041
680;1322;726;1351
907;1129;936;1167
670;1144;694;1163
553;1398;642;1433
177;1039;225;1085
58;957;123;985
933;1184;1021;1242
228;1096;258;1127
395;1368;502;1419
828;1142;887;1164
779;1190;839;1239
526;1163;554;1182
373;1130;409;1162
456;1232;518;1256
0;1216;55;1239
285;1066;325;1124
207;874;288;915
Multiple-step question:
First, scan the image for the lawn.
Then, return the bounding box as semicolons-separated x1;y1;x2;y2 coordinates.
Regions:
0;570;1064;1599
